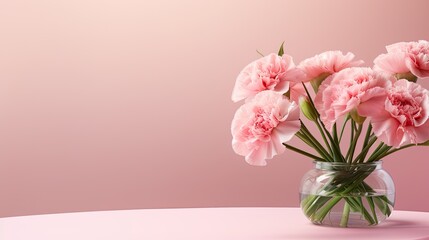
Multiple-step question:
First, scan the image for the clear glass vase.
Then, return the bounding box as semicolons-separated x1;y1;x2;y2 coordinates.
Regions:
299;161;395;227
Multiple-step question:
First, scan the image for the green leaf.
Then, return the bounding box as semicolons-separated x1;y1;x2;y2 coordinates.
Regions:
277;41;285;56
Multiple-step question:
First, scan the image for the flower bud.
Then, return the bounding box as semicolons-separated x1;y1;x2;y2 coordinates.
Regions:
394;72;417;83
350;109;366;125
299;97;318;122
310;72;331;92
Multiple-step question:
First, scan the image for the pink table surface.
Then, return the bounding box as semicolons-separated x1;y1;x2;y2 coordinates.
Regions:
0;207;428;240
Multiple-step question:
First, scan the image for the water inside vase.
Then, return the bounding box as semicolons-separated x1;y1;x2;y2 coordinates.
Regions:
300;193;395;227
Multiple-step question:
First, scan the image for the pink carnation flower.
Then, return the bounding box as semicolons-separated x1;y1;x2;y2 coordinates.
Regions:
289;81;306;104
375;40;429;79
231;53;305;103
231;91;301;166
373;51;409;75
359;79;429;148
314;67;392;131
297;51;364;82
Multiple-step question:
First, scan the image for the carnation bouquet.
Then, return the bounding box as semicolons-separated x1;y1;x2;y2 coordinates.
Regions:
231;41;429;227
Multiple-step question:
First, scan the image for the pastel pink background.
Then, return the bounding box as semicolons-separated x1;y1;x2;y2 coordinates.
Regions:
0;0;428;217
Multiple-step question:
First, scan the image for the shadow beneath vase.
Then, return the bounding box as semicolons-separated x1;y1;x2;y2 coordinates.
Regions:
268;219;429;240
376;219;429;229
311;218;429;229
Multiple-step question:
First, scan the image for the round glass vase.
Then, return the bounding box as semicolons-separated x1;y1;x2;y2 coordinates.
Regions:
299;161;395;227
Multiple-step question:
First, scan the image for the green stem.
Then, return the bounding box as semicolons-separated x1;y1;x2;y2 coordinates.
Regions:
340;201;350;227
339;115;350;142
366;142;384;162
345;121;355;161
367;145;391;162
353;136;377;163
313;196;343;222
304;195;331;219
283;143;325;161
315;120;334;157
301;82;345;162
354;197;376;225
367;196;378;224
348;123;363;164
374;196;392;216
296;132;333;161
362;124;373;151
300;83;335;157
319;120;344;162
377;142;427;160
333;123;339;145
356;124;374;163
300;121;333;161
